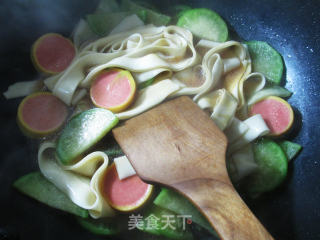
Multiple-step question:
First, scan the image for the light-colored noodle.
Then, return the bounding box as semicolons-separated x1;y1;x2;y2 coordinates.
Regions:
38;142;115;218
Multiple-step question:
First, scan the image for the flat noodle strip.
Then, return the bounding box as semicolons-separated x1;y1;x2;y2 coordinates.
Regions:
38;142;115;218
229;144;257;182
236;72;266;119
47;26;198;106
116;79;180;120
196;88;238;130
228;114;270;154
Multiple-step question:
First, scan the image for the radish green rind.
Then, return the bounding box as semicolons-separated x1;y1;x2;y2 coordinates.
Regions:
248;138;288;196
77;216;126;235
154;188;217;236
13;172;88;218
56;108;118;165
278;140;302;161
177;8;228;42
138;78;155;90
121;0;171;26
247;86;292;106
87;11;146;36
140;204;193;240
246;41;284;85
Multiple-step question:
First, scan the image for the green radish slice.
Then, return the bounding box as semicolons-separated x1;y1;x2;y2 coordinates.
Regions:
13;172;88;218
77;216;127;235
278;140;302;161
86;11;146;36
249;96;294;136
168;4;192;24
246;41;284;85
177;8;228;42
87;12;129;36
56;108;118;165
172;5;192;18
154;188;217;236
31;33;75;74
138;78;155;90
121;0;171;26
94;0;120;14
247;86;292;105
140;204;193;240
102;136;124;160
247;138;288;197
17;92;68;138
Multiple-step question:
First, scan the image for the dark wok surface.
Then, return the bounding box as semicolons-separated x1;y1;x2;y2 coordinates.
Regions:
0;0;319;239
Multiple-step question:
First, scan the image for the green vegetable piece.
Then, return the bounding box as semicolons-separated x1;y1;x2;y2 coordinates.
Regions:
140;204;193;240
122;230;169;240
177;8;228;42
121;0;171;26
87;11;146;36
246;41;284;85
94;0;120;14
56;108;118;165
247;138;288;197
168;4;192;24
103;143;124;160
13;172;88;218
173;5;192;18
154;188;217;236
191;222;220;240
247;86;292;106
138;78;155;90
278;140;302;161
77;216;127;235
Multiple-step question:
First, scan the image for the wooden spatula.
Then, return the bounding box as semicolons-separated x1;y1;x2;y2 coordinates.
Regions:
112;96;273;240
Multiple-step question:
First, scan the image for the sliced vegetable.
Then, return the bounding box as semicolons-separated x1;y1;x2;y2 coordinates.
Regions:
103;146;124;159
17;92;68;138
278;140;302;161
114;156;136;180
87;11;146;36
154;188;217;236
109;14;145;36
56;108;118;165
246;41;284;85
140;204;193;240
247;138;288;197
3;80;43;99
177;8;228;42
100;163;153;212
191;223;220;240
247;86;292;106
94;0;120;14
90;68;136;113
124;230;171;240
121;0;171;26
77;215;127;235
229;144;258;182
13;172;88;218
31;33;75;74
249;96;294;136
138;78;155;90
172;5;192;18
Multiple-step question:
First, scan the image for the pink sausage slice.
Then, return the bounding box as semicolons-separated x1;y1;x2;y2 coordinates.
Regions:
100;163;153;212
18;92;68;137
90;68;136;113
32;33;75;74
250;96;294;136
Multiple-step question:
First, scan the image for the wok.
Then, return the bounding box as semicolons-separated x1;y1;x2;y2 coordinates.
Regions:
0;0;319;239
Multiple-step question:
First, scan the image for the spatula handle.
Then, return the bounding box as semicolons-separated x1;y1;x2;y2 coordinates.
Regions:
172;178;274;240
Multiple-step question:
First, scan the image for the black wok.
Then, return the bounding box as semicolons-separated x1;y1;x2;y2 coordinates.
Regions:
0;0;319;239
